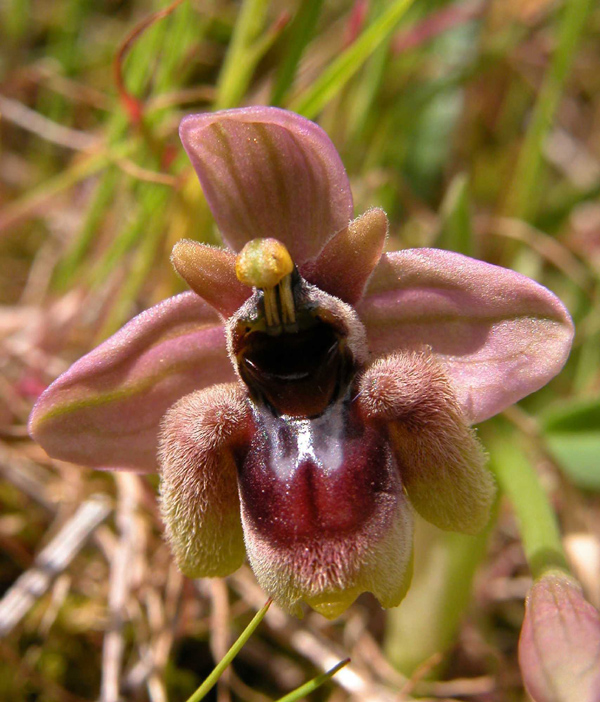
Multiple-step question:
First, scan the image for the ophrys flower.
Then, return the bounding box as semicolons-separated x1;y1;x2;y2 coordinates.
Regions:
29;107;574;618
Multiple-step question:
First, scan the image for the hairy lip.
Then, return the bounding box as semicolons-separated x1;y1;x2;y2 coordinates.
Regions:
239;399;402;543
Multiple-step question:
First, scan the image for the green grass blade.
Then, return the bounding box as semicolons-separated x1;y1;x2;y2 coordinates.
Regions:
96;186;171;339
55;167;121;288
437;173;474;256
3;0;30;39
346;0;394;140
88;176;168;290
215;0;270;110
275;658;350;702
346;37;389;140
152;0;201;94
505;0;594;220
289;0;416;119
185;599;272;702
271;0;324;106
0;143;134;236
54;1;197;290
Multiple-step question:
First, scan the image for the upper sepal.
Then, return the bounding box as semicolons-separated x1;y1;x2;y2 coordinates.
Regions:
179;107;354;264
358;249;574;423
29;292;235;471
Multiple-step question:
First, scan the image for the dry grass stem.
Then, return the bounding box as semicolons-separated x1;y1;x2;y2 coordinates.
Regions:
0;494;111;636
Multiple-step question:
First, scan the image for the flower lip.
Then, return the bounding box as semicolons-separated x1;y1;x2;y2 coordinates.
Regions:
240;401;401;541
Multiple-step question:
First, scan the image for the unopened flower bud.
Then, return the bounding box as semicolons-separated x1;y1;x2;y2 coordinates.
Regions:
519;570;600;702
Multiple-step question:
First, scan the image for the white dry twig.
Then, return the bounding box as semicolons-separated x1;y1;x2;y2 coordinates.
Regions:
0;494;111;636
100;473;142;702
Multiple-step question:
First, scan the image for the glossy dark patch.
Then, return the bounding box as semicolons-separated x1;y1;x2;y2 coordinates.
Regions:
237;318;353;417
238;400;401;546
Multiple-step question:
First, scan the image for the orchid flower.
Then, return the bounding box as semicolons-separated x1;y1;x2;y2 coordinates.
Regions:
29;107;574;619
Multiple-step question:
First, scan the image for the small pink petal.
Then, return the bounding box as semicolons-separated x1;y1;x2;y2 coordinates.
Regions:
29;292;234;471
302;208;388;304
519;571;600;702
357;249;574;423
179;107;353;264
171;240;250;317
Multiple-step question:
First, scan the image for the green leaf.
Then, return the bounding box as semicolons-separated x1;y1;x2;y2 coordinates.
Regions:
545;433;600;491
289;0;416;119
541;397;600;490
542;397;600;433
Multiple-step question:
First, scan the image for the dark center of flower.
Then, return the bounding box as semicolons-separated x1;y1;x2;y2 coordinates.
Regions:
234;239;356;418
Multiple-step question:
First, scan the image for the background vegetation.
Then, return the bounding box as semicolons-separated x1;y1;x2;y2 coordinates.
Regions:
1;0;599;699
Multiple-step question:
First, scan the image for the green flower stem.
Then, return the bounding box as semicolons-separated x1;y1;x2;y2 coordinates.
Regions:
505;0;594;221
486;421;568;579
215;0;269;110
289;0;416;119
384;518;491;675
185;599;272;702
275;659;350;702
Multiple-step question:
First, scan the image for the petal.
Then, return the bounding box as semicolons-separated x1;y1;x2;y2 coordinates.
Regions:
301;208;388;304
357;352;495;534
238;402;413;619
519;571;600;702
171;240;250;317
29;292;234;471
179;107;353;263
357;249;574;423
158;384;251;578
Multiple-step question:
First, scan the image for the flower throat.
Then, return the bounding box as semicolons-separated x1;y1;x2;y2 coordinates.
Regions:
233;239;357;418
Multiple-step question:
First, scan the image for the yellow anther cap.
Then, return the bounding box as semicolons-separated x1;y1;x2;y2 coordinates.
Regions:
235;238;294;289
